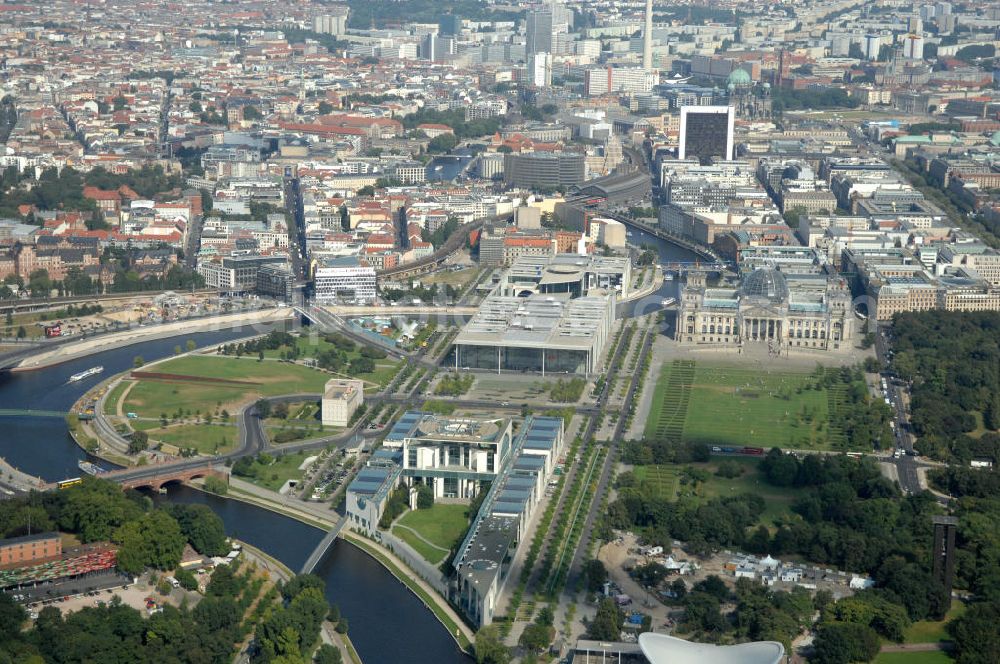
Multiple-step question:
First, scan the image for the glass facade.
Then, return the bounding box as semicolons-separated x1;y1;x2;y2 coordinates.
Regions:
456;345;590;374
683;111;730;164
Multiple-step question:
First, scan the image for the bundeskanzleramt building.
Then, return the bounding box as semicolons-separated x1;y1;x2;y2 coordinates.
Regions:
451;416;565;626
676;268;854;351
345;450;402;535
382;411;515;499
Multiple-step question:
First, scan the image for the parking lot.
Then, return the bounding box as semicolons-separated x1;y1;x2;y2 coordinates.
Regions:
301;448;357;501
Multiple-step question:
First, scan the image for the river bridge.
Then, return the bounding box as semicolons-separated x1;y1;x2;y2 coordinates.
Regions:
41;461;226;492
300;515;350;574
0;408;67;418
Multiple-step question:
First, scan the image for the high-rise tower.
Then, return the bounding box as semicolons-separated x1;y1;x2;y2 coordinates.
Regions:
642;0;654;70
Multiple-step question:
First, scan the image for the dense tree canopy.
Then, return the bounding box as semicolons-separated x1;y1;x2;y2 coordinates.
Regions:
0;561;262;663
891;311;1000;463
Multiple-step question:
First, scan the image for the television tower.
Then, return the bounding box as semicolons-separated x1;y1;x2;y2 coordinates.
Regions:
642;0;654;70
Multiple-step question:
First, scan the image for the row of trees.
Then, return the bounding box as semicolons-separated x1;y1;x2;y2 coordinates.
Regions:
13;261;203;299
255;575;337;663
421;217;462;250
0;167;101;223
770;87;860;114
83;165;183;200
0;165;182;223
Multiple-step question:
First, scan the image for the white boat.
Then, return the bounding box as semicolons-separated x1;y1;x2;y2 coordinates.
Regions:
662;297;676;307
69;366;104;382
664;273;674;280
78;460;105;475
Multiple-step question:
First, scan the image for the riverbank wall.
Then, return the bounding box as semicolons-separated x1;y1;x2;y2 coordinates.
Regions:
14;309;293;371
193;478;475;655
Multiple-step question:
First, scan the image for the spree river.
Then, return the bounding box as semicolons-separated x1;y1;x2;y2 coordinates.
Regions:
0;325;470;663
619;222;701;320
0;230;692;662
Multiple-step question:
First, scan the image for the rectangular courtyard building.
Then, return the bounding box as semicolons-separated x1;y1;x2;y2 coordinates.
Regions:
452;292;615;375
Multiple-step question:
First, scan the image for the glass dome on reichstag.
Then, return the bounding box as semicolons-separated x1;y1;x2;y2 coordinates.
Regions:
740;268;789;303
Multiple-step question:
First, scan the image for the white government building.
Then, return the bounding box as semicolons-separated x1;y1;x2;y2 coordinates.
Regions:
676;268;854;351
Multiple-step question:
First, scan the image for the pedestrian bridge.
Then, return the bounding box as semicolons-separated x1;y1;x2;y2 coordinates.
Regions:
301;515;349;574
0;408;67;418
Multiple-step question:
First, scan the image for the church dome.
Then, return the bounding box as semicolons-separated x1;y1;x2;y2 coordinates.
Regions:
741;268;788;302
727;68;752;87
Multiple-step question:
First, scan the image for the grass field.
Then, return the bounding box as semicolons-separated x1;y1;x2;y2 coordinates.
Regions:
123;356;330;419
632;465;681;500
263;400;320;428
393;527;450;565
102;380;133;415
696;457;802;524
874;651;953;664
903;601;965;645
259;336;401;388
142;422;237;455
645;360;861;451
421;266;480;288
393;503;470;564
242;450;316;492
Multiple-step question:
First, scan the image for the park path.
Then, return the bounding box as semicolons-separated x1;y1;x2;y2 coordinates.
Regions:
114;380;137;417
880;643;950;653
392;523;450;556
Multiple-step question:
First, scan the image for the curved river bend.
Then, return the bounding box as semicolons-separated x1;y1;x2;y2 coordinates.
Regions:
0;327;470;663
0;229;691;662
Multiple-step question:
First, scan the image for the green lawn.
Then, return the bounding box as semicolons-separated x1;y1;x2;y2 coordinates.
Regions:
395;503;470;552
263;400;320;427
695;457;803;525
143;422;237;455
645;360;862;451
259;336;401;388
241;450;316;492
903;601;965;645
633;459;808;527
632;465;681;500
102;380;133;416
393;527;449;565
874;652;953;664
123;356;331;419
421;266;480;288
